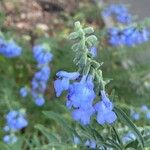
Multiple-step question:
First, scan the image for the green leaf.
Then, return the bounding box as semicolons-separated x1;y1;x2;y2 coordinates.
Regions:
114;106;144;149
43;111;73;140
0;142;10;150
111;126;124;148
125;140;139;149
35;124;60;143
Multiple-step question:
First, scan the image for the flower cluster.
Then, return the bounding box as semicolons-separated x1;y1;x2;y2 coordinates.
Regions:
130;105;150;121
3;110;28;144
0;38;22;58
20;44;53;106
108;27;150;46
20;87;29;98
54;22;117;126
102;4;132;24
54;71;117;125
94;90;117;125
122;132;136;144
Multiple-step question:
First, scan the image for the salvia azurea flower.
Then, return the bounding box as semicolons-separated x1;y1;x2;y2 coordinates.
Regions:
34;95;45;106
67;76;96;125
54;71;80;97
33;44;53;65
71;106;95;125
130;109;140;121
108;27;150;47
5;110;28;131
3;134;17;144
141;105;148;112
67;75;95;109
102;4;132;24
30;65;50;106
84;139;96;149
0;38;22;58
20;87;28;97
54;22;117;126
122;132;136;144
145;111;150;119
31;44;52;106
20;44;53;106
3;110;28;144
94;90;117;125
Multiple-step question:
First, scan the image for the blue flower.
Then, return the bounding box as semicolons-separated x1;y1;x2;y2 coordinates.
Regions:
122;132;136;144
0;39;22;58
108;28;125;46
102;4;132;24
34;96;45;106
89;47;97;57
0;38;7;53
31;65;50;93
33;45;53;65
94;90;117;125
146;111;150;119
130;109;140;120
141;105;148;112
3;126;10;132
85;139;96;148
54;71;80;97
67;75;96;109
116;13;132;24
6;110;28;131
66;75;96;125
72;106;95;125
3;134;17;144
34;66;50;82
108;27;150;47
20;87;28;97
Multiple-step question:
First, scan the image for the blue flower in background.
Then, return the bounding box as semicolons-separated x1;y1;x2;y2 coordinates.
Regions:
3;126;10;132
34;65;50;82
94;90;117;125
0;38;7;52
85;139;96;149
28;43;53;106
20;87;28;97
34;96;45;106
54;71;80;97
141;105;148;112
130;109;140;121
3;110;28;144
122;132;136;144
108;27;150;47
33;45;53;65
108;28;125;46
102;4;132;24
6;110;28;130
146;111;150;119
3;134;17;144
0;39;22;58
